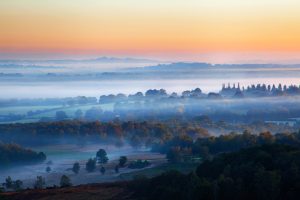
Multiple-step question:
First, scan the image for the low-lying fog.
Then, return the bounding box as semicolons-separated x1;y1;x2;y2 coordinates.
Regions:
1;77;300;99
1;60;300;98
0;144;165;188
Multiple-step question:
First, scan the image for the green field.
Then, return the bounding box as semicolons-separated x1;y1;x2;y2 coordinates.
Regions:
0;105;60;115
119;162;199;181
0;103;114;124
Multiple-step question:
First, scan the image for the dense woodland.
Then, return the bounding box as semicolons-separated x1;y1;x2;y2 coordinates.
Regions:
132;144;300;200
0;120;204;146
0;118;296;147
155;130;300;163
0;142;46;167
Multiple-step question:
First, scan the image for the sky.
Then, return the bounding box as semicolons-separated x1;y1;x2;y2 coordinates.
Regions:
1;0;300;63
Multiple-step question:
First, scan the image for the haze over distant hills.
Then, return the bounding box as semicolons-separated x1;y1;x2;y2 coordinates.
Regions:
0;57;161;65
1;59;300;100
2;56;300;72
138;62;300;70
0;57;165;73
2;60;300;77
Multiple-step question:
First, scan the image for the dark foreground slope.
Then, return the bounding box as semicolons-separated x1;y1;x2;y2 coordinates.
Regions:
0;182;134;200
2;144;300;200
133;144;300;200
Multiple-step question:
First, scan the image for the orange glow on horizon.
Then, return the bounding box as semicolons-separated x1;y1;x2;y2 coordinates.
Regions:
1;0;300;60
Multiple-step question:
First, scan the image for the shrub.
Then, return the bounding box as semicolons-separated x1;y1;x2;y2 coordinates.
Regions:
60;175;72;187
85;158;96;172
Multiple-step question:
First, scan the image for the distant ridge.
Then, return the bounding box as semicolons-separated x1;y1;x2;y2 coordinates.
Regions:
0;56;161;64
147;62;211;69
90;56;159;63
126;62;300;72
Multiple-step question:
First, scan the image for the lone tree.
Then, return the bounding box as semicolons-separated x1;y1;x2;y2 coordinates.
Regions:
46;166;51;173
85;158;96;172
100;166;106;175
119;156;127;167
60;175;72;187
34;176;45;189
5;176;13;189
96;149;109;164
13;180;23;191
72;162;80;174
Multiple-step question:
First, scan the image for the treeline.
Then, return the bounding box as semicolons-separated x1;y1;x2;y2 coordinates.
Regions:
4;87;300;125
0;120;209;146
0;142;46;167
104;95;300;123
75;99;300;124
153;130;300;163
100;83;300;105
132;144;300;200
0;119;297;148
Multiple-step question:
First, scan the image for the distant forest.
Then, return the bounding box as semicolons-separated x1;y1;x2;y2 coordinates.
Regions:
2;84;300;124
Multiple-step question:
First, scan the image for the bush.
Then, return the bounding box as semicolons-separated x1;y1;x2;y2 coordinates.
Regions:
119;156;127;167
46;166;51;173
5;176;13;189
12;180;23;191
100;166;106;175
115;165;119;173
34;176;45;189
3;176;23;191
128;160;151;169
85;158;96;172
72;162;80;174
60;175;72;187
